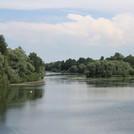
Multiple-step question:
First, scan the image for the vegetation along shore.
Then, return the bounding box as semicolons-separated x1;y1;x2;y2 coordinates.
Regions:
1;33;134;88
0;35;45;87
46;53;134;78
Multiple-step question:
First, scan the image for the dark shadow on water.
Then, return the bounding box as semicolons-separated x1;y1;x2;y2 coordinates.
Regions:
86;78;134;87
0;83;45;115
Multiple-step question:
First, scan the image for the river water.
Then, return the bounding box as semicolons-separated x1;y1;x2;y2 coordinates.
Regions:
0;72;134;134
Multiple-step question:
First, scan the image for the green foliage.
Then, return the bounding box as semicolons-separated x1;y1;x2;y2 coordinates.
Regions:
100;56;104;61
78;64;87;73
0;35;7;55
23;73;40;82
124;55;134;68
46;52;134;78
77;57;86;64
62;58;76;70
0;35;45;87
0;52;4;69
106;52;124;61
85;60;133;77
69;65;78;73
29;52;45;79
45;57;94;73
0;52;9;87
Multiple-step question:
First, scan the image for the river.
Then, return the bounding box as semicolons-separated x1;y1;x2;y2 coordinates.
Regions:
0;72;134;134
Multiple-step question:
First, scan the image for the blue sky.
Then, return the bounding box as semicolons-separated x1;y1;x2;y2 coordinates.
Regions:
0;9;115;23
0;0;134;62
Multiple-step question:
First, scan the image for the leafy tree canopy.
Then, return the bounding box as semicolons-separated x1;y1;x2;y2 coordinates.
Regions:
0;35;45;87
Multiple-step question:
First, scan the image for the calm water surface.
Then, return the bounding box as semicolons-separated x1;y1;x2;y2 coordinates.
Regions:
0;72;134;134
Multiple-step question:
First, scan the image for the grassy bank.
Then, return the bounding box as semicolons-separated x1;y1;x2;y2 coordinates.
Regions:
10;79;45;86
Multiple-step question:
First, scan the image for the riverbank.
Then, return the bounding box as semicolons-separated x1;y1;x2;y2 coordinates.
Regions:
10;79;45;86
46;72;134;79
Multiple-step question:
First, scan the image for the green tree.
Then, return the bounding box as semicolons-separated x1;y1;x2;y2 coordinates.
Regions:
85;57;94;64
100;56;104;61
69;65;78;73
0;35;7;55
29;52;45;78
78;64;86;73
124;55;134;68
0;52;9;86
0;35;46;87
77;57;86;64
106;52;124;61
63;58;76;70
85;60;133;77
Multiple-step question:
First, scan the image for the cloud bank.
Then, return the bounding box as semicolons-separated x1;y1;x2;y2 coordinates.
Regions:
0;13;134;50
0;0;134;12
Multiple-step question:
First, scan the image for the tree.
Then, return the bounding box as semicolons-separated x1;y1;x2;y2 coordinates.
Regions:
0;35;46;87
77;57;86;64
85;57;94;64
106;52;124;61
69;65;78;73
0;35;7;55
29;52;45;78
100;56;104;61
63;58;76;70
0;52;9;87
8;47;28;72
124;55;134;68
78;64;86;73
85;60;133;77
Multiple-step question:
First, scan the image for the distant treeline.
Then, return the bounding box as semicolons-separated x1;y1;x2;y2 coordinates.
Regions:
45;53;134;77
0;35;45;87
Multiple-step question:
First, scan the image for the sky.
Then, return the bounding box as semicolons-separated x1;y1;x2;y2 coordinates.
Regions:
0;0;134;62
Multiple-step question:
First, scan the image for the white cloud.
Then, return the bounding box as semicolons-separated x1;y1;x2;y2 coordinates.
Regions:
0;0;134;12
0;13;134;52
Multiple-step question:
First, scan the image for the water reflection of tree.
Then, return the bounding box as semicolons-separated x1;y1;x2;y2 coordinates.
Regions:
86;78;134;87
0;85;44;114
